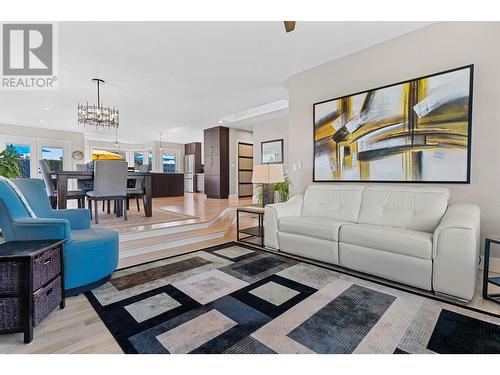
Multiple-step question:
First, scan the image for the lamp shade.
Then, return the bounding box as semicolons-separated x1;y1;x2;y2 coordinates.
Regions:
251;164;284;184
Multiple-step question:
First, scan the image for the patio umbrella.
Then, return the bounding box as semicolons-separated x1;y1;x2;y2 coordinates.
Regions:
92;150;123;160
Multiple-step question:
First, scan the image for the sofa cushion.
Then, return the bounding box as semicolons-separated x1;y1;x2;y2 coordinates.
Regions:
301;184;365;222
357;186;449;232
279;216;347;241
339;223;433;260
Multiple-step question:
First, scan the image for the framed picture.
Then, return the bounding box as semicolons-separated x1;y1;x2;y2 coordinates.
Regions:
261;139;284;164
313;65;473;183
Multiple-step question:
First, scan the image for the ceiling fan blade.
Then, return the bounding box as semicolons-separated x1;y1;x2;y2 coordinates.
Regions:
284;21;296;33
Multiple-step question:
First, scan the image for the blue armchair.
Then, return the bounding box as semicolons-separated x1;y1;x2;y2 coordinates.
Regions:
0;178;119;296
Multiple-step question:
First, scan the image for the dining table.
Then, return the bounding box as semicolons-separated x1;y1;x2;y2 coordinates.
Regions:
51;171;154;217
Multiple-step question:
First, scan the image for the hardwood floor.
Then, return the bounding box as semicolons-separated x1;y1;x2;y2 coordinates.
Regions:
1;193;498;353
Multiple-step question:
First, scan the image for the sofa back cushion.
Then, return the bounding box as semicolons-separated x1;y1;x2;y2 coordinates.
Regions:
301;185;365;222
358;186;450;232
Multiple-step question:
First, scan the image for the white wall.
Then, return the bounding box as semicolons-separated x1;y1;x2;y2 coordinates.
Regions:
229;128;253;198
252;115;289;173
288;22;500;256
0;123;85;176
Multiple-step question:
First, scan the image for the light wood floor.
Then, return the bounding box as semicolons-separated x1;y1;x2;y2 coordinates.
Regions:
1;194;498;353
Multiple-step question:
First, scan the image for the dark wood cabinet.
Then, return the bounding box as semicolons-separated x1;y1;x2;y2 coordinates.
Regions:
204;126;229;199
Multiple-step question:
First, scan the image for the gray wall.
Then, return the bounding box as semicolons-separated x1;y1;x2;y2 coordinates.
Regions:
252;115;289;174
288;22;500;257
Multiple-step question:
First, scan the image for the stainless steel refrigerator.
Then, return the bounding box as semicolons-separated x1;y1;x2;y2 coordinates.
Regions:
184;154;195;192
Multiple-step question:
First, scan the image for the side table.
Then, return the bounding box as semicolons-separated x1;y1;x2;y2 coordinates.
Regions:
0;240;66;343
482;235;500;305
236;206;265;247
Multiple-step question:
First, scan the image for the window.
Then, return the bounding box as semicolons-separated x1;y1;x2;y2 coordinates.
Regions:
134;151;144;168
147;151;153;164
162;154;176;173
91;149;126;160
41;147;64;172
6;144;30;178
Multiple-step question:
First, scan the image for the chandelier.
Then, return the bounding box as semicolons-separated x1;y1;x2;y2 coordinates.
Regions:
78;78;119;129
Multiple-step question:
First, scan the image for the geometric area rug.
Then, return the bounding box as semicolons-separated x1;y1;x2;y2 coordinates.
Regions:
85;243;500;354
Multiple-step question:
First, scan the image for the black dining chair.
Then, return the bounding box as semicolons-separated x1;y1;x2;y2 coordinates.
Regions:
126;163;150;212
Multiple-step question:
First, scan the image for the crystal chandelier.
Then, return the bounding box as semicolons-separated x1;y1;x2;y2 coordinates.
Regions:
78;78;119;129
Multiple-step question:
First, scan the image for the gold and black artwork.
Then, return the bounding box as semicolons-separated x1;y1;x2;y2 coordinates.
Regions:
313;65;473;183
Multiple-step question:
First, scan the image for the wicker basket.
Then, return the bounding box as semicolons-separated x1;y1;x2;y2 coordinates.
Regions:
0;261;23;294
33;276;61;326
33;247;61;290
0;296;22;331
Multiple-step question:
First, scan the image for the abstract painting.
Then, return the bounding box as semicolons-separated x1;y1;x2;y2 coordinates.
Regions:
313;65;473;183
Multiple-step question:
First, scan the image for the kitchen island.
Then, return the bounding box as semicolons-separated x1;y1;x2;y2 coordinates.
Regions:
151;173;185;198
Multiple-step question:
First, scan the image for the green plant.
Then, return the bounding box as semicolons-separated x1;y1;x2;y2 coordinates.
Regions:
273;176;291;201
0;145;22;178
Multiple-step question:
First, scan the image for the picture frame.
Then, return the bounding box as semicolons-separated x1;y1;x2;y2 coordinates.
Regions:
312;64;473;184
261;139;284;164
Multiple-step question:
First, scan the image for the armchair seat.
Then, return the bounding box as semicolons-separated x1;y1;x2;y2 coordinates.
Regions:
65;228;119;291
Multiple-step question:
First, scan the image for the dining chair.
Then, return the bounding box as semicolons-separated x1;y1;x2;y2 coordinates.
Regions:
39;160;86;209
126;164;150;212
86;160;128;224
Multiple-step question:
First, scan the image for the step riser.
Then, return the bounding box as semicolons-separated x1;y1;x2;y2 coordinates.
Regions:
119;207;235;243
119;232;226;259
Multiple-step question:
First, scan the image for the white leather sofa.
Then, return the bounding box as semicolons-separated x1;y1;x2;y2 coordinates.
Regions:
264;185;480;301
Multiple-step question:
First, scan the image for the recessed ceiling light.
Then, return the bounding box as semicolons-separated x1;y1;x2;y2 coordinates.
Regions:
44;107;51;111
218;120;223;124
39;120;45;123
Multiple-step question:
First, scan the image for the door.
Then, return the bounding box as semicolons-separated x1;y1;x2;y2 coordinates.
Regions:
238;142;254;198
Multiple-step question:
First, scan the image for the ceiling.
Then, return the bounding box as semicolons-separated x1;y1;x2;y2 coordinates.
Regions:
0;21;432;144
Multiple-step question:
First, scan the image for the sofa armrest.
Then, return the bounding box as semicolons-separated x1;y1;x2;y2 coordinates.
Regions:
432;203;480;301
51;209;91;230
264;194;303;249
12;217;72;242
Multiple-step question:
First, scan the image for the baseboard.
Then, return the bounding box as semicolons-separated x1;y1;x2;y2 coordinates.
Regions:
479;255;500;273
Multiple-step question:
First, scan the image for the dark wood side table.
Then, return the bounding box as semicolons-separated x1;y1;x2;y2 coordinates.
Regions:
482;235;500;305
0;240;65;343
236;206;265;247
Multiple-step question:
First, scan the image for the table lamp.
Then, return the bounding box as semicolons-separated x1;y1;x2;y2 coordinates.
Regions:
252;164;284;206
